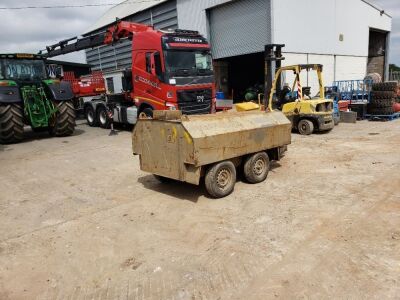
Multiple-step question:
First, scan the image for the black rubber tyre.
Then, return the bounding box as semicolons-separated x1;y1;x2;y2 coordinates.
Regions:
97;105;110;129
0;103;24;144
369;98;394;108
49;100;76;137
368;107;394;115
85;105;97;127
372;82;398;92
138;108;153;119
243;152;270;184
370;91;396;100
205;161;236;198
297;119;314;135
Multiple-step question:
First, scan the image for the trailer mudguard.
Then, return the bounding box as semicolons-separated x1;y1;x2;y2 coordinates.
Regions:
0;85;22;103
43;80;74;101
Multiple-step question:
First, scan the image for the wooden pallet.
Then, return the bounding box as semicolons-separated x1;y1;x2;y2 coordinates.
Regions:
365;112;400;121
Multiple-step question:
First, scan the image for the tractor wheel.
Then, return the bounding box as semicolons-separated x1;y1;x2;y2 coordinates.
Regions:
368;106;394;115
97;105;110;129
372;82;398;92
297;119;314;135
370;91;396;100
85;105;97;127
0;103;24;144
205;161;236;198
49;100;76;137
243;152;270;184
369;98;394;108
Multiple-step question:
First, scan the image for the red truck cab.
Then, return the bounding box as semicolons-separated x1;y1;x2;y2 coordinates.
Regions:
129;29;215;117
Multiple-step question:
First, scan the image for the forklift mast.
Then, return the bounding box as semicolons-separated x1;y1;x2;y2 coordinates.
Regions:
264;44;285;108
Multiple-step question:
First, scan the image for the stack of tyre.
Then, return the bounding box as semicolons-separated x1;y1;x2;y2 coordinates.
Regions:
368;82;398;116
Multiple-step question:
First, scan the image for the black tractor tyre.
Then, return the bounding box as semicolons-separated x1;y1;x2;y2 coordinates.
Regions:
369;98;394;108
297;119;314;135
0;103;24;144
243;152;270;184
370;91;396;100
372;82;398;92
97;105;111;129
49;100;76;137
368;107;394;115
138;108;153;119
205;160;236;198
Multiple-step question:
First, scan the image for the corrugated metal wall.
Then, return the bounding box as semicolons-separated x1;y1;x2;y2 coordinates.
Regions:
85;0;178;72
209;0;271;59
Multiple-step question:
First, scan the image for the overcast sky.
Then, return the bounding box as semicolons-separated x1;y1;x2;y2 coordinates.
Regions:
0;0;399;65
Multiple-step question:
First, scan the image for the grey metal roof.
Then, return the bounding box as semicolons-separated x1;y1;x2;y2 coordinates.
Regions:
84;0;168;34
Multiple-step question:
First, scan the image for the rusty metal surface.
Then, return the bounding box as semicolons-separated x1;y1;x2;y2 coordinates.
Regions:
132;110;291;185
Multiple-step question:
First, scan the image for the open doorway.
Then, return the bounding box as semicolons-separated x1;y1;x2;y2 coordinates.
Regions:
214;52;264;102
367;29;388;79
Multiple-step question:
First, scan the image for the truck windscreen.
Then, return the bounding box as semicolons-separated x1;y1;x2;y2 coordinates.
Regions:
1;59;47;81
165;50;213;77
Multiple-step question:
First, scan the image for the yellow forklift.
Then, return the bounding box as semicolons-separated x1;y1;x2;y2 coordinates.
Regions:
237;44;334;135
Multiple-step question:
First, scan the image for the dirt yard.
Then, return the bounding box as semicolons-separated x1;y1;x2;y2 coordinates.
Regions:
0;119;399;299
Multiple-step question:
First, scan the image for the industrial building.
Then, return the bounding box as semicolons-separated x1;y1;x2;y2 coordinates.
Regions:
84;0;392;99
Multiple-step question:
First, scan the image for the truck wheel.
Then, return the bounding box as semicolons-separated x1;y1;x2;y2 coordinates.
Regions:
97;105;110;129
85;105;97;127
298;119;314;135
205;161;236;198
0;103;24;144
138;108;153;119
49;100;76;137
243;152;270;184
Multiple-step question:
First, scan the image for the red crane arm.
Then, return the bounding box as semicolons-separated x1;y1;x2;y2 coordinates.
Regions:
41;21;154;58
104;21;153;44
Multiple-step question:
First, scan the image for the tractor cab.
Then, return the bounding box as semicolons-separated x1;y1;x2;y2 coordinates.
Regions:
0;54;75;144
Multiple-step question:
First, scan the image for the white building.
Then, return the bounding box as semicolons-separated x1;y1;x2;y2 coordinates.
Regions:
85;0;392;99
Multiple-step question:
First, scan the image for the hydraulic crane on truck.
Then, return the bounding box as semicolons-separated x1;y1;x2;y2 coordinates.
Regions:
41;20;216;128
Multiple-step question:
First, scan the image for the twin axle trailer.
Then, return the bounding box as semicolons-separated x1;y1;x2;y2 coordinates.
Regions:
132;109;291;198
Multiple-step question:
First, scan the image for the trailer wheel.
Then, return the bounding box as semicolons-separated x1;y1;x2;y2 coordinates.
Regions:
205;161;236;198
0;103;24;144
85;105;97;127
298;119;314;135
97;105;110;129
49;100;76;137
243;152;270;184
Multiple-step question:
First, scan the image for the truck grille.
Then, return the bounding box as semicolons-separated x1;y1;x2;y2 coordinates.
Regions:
177;89;212;115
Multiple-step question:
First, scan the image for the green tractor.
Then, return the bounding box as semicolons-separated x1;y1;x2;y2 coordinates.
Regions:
0;53;75;144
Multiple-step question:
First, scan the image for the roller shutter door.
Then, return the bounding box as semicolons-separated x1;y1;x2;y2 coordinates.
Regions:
209;0;271;59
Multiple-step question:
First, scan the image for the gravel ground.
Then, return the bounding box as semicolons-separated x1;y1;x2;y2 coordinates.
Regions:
0;119;399;299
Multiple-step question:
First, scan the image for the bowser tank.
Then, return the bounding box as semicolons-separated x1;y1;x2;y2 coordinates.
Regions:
132;110;291;198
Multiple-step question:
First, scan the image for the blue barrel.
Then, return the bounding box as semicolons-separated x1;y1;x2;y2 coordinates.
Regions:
216;91;225;99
